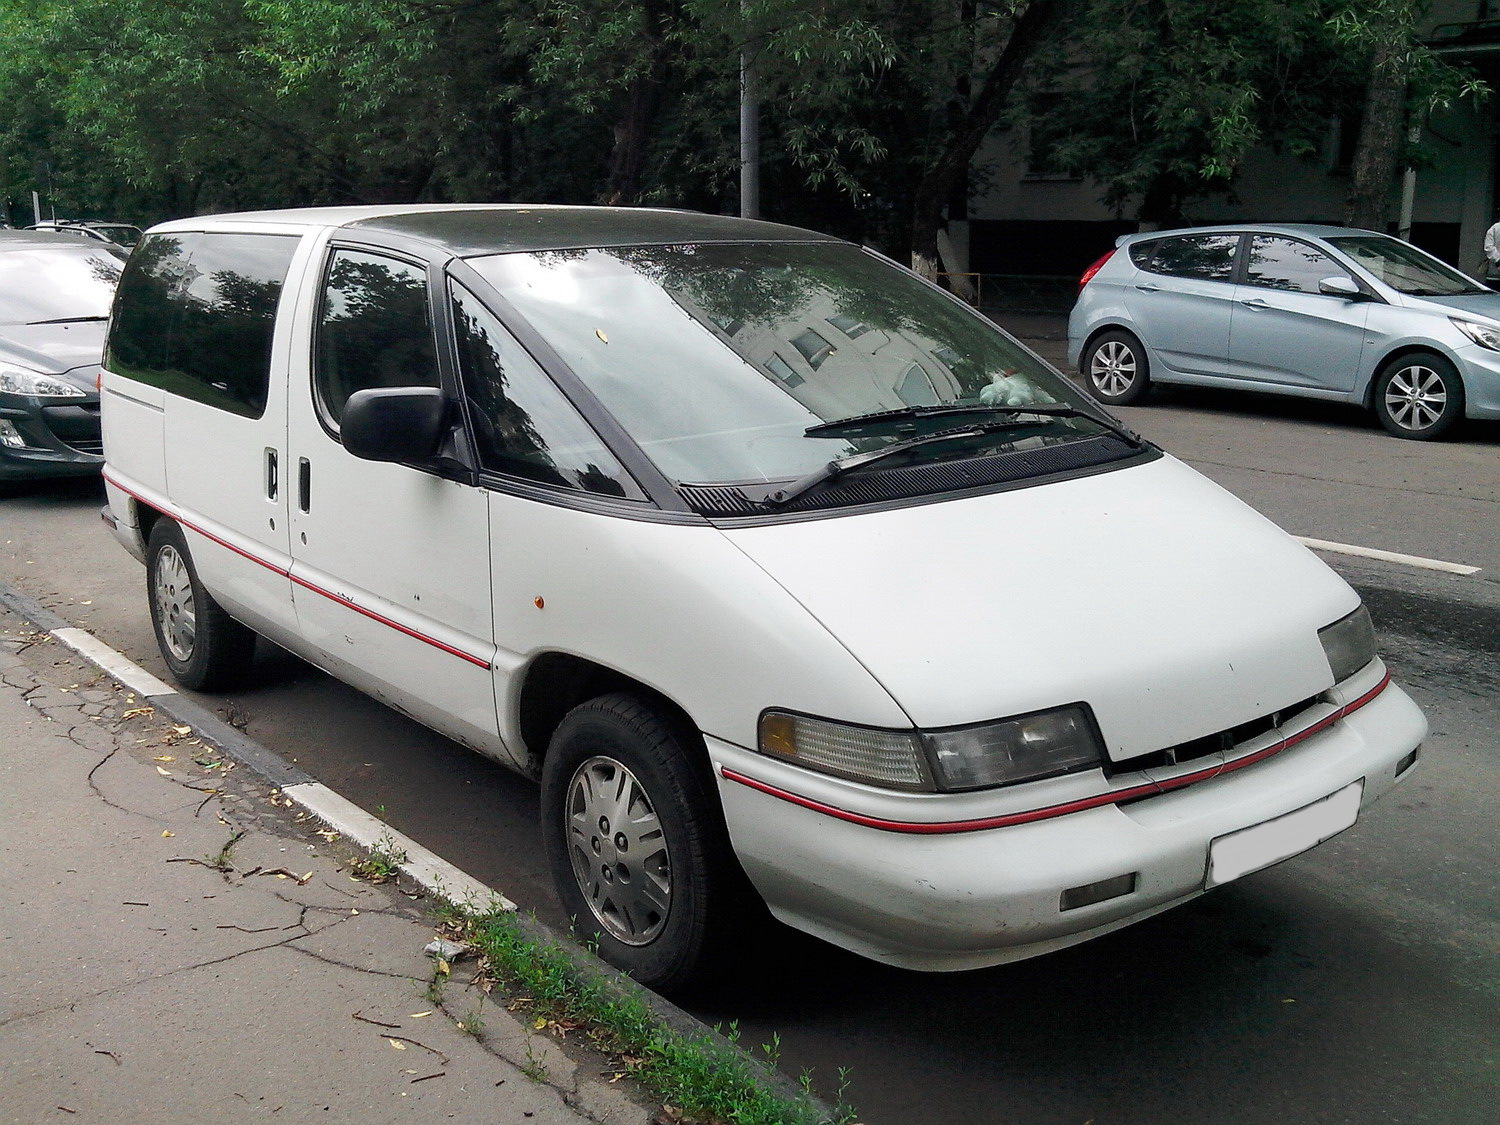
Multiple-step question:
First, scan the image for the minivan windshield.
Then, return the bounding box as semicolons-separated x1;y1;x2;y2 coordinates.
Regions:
470;242;1112;488
0;245;122;325
1325;235;1488;296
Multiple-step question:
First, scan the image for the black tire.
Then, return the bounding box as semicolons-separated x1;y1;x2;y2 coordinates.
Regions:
1082;330;1152;406
1373;351;1465;440
541;692;749;995
146;520;257;691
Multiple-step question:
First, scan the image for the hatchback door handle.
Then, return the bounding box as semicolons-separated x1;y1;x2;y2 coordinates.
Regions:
1134;283;1162;293
1240;298;1270;309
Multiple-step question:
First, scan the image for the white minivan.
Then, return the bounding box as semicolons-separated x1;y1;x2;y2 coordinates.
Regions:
101;205;1426;992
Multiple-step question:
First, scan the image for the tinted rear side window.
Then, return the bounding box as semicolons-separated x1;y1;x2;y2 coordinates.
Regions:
1127;239;1160;267
107;232;300;418
1147;234;1240;281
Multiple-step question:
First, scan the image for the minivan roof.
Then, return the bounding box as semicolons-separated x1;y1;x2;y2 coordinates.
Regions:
149;204;843;256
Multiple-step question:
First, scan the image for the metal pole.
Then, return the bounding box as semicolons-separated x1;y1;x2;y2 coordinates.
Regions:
1398;123;1421;242
32;190;42;226
739;11;760;220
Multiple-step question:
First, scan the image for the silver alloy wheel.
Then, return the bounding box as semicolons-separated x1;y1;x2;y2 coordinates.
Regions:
1090;340;1137;397
1384;364;1448;431
565;755;672;946
153;544;197;663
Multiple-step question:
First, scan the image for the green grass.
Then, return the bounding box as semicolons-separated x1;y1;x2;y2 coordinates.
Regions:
443;906;856;1125
348;830;407;884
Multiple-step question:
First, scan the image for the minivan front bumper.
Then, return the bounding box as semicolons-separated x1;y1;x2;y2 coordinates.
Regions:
712;668;1425;971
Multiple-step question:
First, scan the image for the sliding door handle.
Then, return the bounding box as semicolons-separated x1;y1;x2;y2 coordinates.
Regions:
265;449;278;500
298;458;311;513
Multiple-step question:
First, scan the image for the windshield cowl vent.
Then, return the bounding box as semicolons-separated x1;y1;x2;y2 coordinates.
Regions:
678;435;1144;517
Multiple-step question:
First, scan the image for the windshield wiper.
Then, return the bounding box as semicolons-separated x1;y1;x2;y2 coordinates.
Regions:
807;402;1142;449
27;316;109;325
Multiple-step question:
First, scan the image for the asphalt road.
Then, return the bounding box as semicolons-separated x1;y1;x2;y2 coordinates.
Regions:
2;388;1496;1123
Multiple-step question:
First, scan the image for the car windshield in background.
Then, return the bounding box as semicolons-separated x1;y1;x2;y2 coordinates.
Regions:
1326;236;1487;296
471;242;1113;489
0;245;122;325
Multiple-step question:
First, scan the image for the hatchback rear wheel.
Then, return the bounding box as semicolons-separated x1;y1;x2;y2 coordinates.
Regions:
1374;352;1464;440
1084;331;1151;406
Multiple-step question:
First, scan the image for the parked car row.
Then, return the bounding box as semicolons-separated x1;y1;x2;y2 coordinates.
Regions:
1069;223;1500;439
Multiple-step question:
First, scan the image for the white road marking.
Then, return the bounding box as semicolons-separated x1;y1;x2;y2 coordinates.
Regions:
50;627;179;697
284;781;516;913
1295;537;1482;576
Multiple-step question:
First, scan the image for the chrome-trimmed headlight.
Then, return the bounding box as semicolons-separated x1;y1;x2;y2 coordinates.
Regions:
0;365;86;399
1451;317;1500;351
757;704;1104;792
1318;604;1376;684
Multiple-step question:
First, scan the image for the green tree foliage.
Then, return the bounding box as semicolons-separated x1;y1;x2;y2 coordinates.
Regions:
0;0;1483;255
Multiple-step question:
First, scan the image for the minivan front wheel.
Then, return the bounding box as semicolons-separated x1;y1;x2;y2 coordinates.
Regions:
146;520;257;691
541;693;743;995
1084;331;1151;405
1374;352;1465;440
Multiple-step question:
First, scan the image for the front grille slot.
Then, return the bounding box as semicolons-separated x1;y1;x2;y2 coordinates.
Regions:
1106;693;1323;777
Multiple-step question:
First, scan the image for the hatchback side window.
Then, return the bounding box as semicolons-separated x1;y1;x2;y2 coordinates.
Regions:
314;249;438;427
451;283;640;499
1244;236;1348;295
1148;234;1240;281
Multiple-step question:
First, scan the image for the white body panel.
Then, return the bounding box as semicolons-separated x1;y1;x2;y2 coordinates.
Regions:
722;456;1350;759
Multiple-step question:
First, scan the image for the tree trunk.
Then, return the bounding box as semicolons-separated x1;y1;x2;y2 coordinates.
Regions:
909;0;1080;279
1345;40;1410;232
601;0;672;206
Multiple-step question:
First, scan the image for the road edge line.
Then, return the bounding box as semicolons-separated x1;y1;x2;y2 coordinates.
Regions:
1295;536;1481;576
0;578;839;1124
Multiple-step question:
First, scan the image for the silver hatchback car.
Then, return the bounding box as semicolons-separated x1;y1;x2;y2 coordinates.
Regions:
1068;224;1500;439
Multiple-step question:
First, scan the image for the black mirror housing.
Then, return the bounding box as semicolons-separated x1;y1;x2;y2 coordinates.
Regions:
342;387;447;463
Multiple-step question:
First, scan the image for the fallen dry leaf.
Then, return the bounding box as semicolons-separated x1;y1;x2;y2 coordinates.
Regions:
161;831;174;838
595;328;609;343
153;756;176;763
388;1039;408;1051
155;766;174;777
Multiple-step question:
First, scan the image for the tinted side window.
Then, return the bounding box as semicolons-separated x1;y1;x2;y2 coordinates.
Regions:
315;249;438;426
1148;234;1240;281
452;284;639;499
1127;239;1160;268
107;232;299;418
1244;236;1345;294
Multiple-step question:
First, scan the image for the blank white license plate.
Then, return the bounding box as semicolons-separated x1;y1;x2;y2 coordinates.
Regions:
1207;780;1364;888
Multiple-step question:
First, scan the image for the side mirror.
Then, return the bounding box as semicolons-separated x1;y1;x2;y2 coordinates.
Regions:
1318;276;1363;299
342;386;447;463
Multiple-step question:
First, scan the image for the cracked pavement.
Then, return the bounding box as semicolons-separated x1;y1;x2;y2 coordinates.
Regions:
0;617;654;1124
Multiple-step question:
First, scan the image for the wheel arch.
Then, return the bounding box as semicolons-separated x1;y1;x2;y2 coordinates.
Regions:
514;652;703;781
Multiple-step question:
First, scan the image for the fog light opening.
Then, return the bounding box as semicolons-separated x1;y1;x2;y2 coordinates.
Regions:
0;420;30;449
1060;872;1138;912
1396;748;1419;777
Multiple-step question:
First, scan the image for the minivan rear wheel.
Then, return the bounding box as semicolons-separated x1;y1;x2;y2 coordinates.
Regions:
1084;331;1151;406
146;520;257;691
1373;352;1464;440
541;693;747;996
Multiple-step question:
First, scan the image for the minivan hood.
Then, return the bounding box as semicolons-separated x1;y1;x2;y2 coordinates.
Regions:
721;456;1353;761
0;320;108;383
1403;291;1500;321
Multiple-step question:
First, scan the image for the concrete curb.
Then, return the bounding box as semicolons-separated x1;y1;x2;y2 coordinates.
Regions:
0;579;838;1123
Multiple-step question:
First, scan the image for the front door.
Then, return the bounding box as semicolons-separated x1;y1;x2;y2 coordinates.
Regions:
1227;235;1371;392
284;239;502;758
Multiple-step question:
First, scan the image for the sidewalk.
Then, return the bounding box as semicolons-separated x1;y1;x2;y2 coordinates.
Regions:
0;611;653;1124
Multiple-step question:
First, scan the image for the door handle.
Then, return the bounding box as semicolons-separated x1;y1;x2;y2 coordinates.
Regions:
298;458;311;513
1240;298;1270;309
1134;283;1162;293
265;449;278;500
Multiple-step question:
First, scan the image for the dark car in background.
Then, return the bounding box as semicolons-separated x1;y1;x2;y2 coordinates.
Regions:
27;219;143;249
0;230;124;490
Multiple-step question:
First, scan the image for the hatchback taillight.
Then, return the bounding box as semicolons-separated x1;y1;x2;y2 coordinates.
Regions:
1079;250;1115;292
